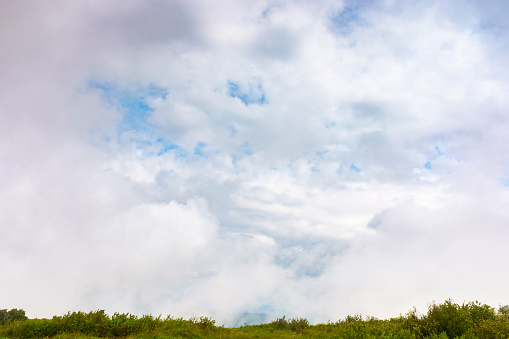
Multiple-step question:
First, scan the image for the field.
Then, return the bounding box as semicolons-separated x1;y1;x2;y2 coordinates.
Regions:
2;300;509;338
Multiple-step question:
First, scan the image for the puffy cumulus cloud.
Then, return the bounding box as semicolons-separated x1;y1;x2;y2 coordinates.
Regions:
1;0;509;325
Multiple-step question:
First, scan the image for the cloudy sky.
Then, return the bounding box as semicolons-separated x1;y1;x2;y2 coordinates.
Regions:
1;0;509;325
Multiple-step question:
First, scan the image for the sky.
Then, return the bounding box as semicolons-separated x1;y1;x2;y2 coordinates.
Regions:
1;0;509;325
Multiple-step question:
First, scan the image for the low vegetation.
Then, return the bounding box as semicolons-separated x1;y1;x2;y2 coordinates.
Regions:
1;299;509;338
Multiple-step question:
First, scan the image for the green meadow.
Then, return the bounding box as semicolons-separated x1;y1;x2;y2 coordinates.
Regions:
2;300;509;338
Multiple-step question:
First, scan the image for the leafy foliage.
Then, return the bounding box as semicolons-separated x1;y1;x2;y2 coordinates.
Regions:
0;310;27;326
1;300;509;338
270;316;309;332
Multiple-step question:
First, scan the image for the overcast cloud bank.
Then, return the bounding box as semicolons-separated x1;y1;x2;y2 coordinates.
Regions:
1;0;509;324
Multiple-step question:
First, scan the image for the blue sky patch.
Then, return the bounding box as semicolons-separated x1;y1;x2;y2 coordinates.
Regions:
120;96;152;130
238;142;253;156
350;163;361;173
227;80;265;106
88;81;198;161
194;142;207;157
332;6;359;29
156;138;185;157
89;81;168;132
329;1;367;35
423;146;444;170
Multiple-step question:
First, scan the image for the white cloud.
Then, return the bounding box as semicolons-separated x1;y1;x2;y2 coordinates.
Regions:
1;0;509;324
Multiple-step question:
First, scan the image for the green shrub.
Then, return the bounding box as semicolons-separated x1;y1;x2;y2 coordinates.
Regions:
465;318;509;339
342;314;363;323
288;317;309;332
0;309;28;325
3;299;509;339
422;299;469;338
463;301;497;327
270;316;309;332
271;316;288;330
498;305;509;318
6;318;58;338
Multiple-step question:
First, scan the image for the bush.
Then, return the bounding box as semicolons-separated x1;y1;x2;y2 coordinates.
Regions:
422;299;469;338
270;316;309;332
6;318;58;338
271;316;288;330
0;309;28;325
463;300;497;327
343;314;363;323
3;300;509;338
465;318;509;339
498;305;509;318
288;317;309;332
